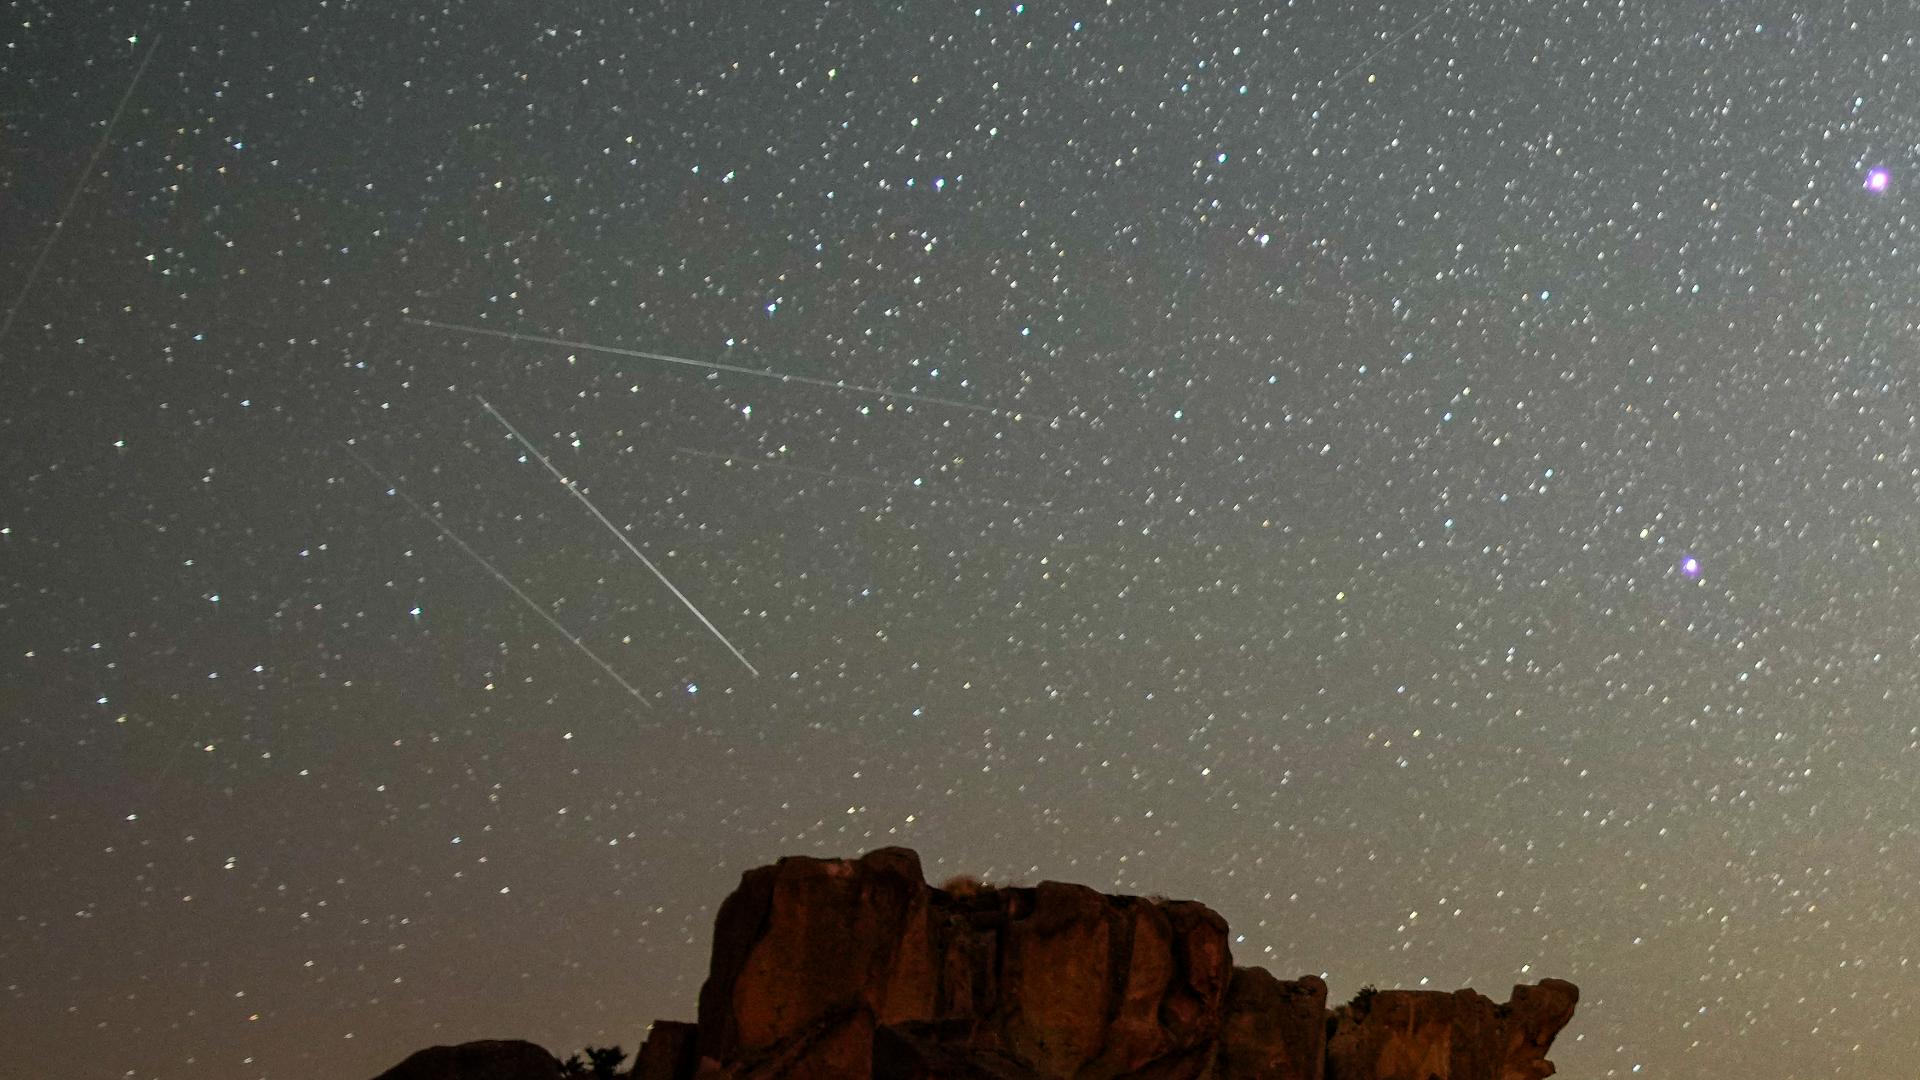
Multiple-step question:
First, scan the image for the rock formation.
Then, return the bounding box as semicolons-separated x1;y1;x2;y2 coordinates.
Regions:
370;1039;560;1080
370;847;1579;1079
638;847;1576;1079
1323;982;1577;1080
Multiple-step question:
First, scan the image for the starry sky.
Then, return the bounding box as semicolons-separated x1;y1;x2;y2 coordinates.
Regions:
4;2;1919;1077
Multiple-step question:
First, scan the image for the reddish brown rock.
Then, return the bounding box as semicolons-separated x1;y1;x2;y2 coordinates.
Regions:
1161;900;1233;1050
369;1039;559;1080
698;846;929;1068
1217;969;1328;1080
720;1006;877;1080
375;848;1578;1080
664;849;1577;1079
1500;981;1582;1077
997;881;1119;1073
683;848;1238;1078
635;1021;699;1080
1325;979;1579;1080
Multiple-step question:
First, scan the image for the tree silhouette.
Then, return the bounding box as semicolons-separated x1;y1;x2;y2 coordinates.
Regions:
584;1045;627;1078
559;1052;588;1078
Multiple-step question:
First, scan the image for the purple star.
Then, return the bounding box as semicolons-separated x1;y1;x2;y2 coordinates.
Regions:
1679;555;1701;579
1865;167;1891;193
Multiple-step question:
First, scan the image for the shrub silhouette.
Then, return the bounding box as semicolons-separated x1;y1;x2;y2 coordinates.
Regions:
1348;984;1379;1015
584;1045;627;1078
940;873;994;897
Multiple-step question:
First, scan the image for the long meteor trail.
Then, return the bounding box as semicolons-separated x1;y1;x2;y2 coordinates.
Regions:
338;441;655;709
1;33;161;349
478;398;762;678
409;317;1001;416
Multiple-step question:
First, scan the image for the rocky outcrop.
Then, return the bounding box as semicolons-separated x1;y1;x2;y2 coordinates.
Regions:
1218;968;1329;1079
685;847;1233;1078
636;847;1578;1079
1325;981;1580;1080
634;1021;700;1080
370;848;1578;1079
370;1039;560;1080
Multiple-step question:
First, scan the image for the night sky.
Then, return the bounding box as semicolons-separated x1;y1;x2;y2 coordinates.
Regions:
5;2;1920;1077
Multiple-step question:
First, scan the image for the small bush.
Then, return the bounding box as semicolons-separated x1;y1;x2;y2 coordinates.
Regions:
574;1045;625;1079
940;873;994;897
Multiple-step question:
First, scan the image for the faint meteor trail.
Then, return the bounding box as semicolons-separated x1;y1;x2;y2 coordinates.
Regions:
478;398;763;678
338;441;655;709
0;34;161;350
1309;6;1443;118
409;316;1002;416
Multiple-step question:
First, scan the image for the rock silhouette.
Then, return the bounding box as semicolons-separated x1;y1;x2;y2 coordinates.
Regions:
371;847;1578;1079
370;1039;560;1080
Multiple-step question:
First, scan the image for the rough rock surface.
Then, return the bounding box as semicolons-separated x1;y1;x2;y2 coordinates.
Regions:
1217;968;1328;1080
633;1020;700;1080
1325;980;1580;1080
371;848;1578;1079
370;1039;560;1080
638;847;1578;1079
687;847;1233;1078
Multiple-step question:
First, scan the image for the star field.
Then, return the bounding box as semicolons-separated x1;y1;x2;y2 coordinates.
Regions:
4;2;1920;1077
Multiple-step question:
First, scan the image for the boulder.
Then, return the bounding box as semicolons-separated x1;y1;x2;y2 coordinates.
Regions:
686;848;1236;1077
634;1021;699;1080
370;1039;559;1080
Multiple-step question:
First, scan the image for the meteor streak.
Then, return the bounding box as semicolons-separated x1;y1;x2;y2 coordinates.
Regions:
1309;6;1443;118
478;398;762;678
338;441;655;709
409;317;1001;416
1;34;162;349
